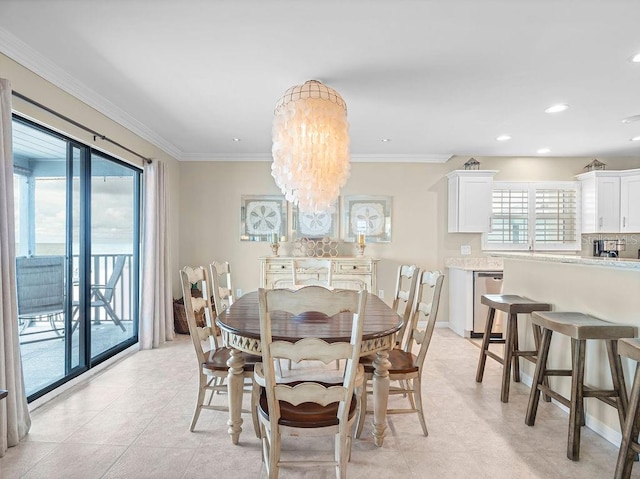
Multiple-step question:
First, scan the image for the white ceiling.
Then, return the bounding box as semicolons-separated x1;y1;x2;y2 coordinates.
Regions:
1;0;640;162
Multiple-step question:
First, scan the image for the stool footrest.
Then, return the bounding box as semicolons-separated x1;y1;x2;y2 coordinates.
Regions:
538;385;571;408
583;389;619;399
631;443;640;455
488;338;506;345
543;369;573;377
484;350;504;364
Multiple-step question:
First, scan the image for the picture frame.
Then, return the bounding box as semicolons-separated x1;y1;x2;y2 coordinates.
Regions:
291;201;339;240
240;195;288;242
342;195;392;243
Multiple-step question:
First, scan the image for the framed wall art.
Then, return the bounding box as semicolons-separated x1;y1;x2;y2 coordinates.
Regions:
240;195;288;242
291;202;339;240
341;195;392;243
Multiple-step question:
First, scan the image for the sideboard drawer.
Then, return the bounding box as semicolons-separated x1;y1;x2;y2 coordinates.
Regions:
266;261;292;273
335;261;372;274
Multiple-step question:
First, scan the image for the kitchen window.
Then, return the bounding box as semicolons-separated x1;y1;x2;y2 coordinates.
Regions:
483;181;579;251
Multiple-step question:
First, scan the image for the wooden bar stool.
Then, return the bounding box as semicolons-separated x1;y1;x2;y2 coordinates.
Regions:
525;311;636;461
475;294;552;403
615;338;640;479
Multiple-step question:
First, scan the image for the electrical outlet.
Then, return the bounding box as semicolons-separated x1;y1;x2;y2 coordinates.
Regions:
236;288;243;298
461;244;471;255
378;290;384;299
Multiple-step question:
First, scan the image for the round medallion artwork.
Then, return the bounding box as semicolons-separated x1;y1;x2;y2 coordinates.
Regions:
246;201;282;235
350;203;384;236
299;210;333;237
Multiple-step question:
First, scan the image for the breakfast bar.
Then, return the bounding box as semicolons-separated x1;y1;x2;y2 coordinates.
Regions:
499;252;640;444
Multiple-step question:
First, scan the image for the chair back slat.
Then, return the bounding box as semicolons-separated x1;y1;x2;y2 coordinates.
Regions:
180;266;219;362
210;261;234;314
270;338;354;363
393;264;420;348
275;383;347;407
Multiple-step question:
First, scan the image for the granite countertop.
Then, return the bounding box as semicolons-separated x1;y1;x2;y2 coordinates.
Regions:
497;252;640;270
445;257;504;271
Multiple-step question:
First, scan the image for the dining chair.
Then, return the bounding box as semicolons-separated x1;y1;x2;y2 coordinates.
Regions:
254;286;366;479
180;266;259;435
391;264;421;348
356;269;444;438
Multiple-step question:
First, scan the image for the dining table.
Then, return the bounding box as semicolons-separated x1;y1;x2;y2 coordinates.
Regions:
216;290;403;447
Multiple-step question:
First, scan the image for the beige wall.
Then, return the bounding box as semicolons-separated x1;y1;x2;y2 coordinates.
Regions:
178;156;640;323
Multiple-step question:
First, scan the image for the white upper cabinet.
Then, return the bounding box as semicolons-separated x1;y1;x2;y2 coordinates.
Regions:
620;171;640;232
576;171;620;233
576;168;640;233
446;170;497;233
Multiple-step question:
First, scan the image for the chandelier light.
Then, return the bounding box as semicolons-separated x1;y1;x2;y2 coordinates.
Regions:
271;80;350;213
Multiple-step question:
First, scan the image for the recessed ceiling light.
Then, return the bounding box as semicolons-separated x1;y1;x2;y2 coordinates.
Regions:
232;138;241;142
622;115;640;124
537;148;551;154
496;135;512;141
545;104;569;113
631;136;640;142
381;138;392;142
630;53;640;63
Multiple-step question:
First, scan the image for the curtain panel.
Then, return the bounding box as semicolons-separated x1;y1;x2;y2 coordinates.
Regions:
139;160;174;349
0;78;31;457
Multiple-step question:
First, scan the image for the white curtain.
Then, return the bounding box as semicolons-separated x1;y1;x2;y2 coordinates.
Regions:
139;160;174;349
0;78;31;456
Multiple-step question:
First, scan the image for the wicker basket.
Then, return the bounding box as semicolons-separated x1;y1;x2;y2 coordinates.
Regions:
173;289;217;335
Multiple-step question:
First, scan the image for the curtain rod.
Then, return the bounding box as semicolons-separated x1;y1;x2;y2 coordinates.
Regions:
12;90;152;164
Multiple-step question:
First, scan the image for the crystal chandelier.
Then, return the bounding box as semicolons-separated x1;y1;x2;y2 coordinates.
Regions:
271;80;350;213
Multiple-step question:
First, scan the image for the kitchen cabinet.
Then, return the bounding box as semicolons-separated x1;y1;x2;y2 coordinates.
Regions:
260;256;378;292
576;168;640;233
620;171;640;232
446;170;498;233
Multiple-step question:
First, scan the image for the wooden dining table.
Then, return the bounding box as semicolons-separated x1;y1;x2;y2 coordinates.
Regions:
216;290;403;447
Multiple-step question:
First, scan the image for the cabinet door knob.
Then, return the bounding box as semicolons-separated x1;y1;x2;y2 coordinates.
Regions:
281;265;285;269
352;265;357;269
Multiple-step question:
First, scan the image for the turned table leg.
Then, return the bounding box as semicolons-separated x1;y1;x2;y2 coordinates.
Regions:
227;347;245;445
372;348;391;447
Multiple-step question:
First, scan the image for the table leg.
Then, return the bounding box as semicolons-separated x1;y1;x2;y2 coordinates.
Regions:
227;347;245;444
372;348;391;447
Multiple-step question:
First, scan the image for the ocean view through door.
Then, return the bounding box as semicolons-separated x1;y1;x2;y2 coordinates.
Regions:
12;116;141;400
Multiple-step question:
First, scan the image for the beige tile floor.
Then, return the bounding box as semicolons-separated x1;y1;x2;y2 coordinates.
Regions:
2;327;639;478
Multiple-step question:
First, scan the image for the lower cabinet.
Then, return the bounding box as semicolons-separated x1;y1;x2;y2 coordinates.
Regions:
260;256;378;292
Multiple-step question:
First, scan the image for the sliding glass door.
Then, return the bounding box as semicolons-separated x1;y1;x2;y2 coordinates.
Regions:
12;116;141;400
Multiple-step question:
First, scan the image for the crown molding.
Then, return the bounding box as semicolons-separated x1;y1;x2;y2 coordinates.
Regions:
180;153;453;162
0;27;183;160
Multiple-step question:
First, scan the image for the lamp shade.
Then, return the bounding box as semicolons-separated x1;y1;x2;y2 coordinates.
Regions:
271;80;350;213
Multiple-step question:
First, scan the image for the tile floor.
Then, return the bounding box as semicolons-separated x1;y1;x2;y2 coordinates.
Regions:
2;327;639;478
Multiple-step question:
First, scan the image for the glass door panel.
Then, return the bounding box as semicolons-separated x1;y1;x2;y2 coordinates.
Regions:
12;120;69;397
90;154;138;358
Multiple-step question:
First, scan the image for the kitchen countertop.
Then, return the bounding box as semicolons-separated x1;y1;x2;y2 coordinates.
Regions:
445;256;504;271
497;252;640;270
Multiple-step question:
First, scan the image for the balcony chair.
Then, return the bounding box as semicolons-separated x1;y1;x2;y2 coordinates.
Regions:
16;255;65;343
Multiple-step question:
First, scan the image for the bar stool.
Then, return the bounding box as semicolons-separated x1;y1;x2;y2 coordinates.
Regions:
615;338;640;479
525;311;636;461
475;294;552;403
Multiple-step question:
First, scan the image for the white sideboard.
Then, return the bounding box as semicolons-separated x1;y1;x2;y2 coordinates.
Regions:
260;256;378;292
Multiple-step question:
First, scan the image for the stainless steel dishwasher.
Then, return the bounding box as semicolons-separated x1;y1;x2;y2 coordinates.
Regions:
472;271;504;338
